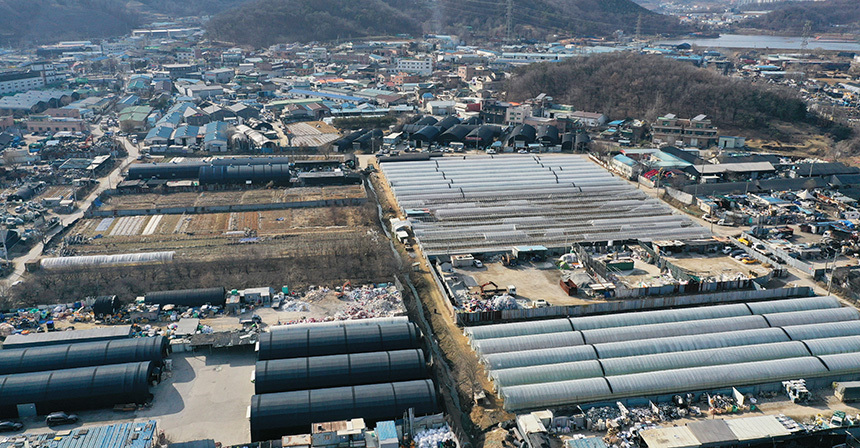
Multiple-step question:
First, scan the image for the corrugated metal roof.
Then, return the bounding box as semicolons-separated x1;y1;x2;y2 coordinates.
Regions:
2;325;131;348
0;420;157;448
724;415;790;441
686;419;737;444
639;426;700;448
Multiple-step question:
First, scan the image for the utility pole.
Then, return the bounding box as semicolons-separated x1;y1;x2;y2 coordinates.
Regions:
505;0;514;43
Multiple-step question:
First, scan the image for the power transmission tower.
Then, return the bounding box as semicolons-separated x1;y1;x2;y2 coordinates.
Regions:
505;0;514;42
800;20;812;56
635;13;643;48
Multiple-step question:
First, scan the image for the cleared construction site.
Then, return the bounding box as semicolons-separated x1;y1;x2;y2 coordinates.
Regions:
379;155;711;256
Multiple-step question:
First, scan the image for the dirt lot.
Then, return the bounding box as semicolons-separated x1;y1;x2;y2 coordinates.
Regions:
464;261;605;306
100;186;365;211
667;253;772;279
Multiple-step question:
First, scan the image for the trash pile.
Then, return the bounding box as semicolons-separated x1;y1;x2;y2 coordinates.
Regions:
460;295;521;313
413;426;455;448
333;284;405;320
282;300;311;312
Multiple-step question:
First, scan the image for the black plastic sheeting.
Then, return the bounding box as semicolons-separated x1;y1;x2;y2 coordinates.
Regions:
255;349;427;394
92;296;119;316
257;322;421;361
250;379;437;440
145;287;226;307
0;361;154;417
198;165;293;185
0;337;168;375
127;162;208;180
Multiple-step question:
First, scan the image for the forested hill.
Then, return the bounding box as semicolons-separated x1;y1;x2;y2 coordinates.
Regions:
506;52;807;130
742;0;860;34
206;0;691;47
0;0;249;45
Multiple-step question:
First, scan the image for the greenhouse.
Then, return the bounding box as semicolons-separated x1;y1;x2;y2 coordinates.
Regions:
256;322;421;360
468;296;860;411
465;295;841;341
145;287;226;307
0;362;155;417
483;345;599;370
378;155;712;255
254;349;427;394
0;337;167;375
249;379;437;441
41;252;174;270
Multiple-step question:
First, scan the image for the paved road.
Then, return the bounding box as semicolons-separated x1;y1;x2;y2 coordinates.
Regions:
3;133;140;286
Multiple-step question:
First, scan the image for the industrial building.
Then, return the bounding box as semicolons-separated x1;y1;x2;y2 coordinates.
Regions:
0;420;158;448
461;295;860;411
250;318;437;441
379;155;712;256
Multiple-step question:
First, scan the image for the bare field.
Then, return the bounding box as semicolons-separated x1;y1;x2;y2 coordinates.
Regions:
68;206;377;260
100;185;366;211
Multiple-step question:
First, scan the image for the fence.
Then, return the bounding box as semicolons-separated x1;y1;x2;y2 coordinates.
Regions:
85;197;367;217
741;232;823;279
456;286;814;325
665;187;695;205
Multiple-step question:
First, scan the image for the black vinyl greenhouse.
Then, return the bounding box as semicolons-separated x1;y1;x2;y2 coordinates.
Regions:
249;379;437;441
145;287;226;307
0;336;168;375
0;361;155;417
254;349;427;394
256;322;421;360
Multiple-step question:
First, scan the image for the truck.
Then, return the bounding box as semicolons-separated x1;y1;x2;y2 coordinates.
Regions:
834;381;860;403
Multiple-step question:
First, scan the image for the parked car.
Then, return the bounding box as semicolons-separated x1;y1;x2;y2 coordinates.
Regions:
0;421;23;432
473;259;483;268
46;412;78;426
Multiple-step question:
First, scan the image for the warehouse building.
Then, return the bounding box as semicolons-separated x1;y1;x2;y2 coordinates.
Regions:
461;296;860;411
0;420;158;448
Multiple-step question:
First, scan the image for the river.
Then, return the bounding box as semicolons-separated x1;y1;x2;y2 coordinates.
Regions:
656;34;860;52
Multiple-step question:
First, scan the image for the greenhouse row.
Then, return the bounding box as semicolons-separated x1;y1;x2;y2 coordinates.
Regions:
251;318;436;440
0;362;157;418
250;380;437;441
254;349;428;394
500;354;860;411
465;297;860;411
379;155;712;255
256;322;421;360
465;296;841;340
0;336;168;375
471;308;858;355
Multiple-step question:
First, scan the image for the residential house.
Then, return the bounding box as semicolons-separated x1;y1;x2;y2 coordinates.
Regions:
652;114;719;148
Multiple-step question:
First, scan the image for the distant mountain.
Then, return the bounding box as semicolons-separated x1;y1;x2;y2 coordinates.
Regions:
0;0;250;45
742;0;860;34
206;0;691;47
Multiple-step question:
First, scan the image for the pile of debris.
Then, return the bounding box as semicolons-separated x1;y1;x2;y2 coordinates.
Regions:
333;284;405;319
